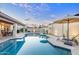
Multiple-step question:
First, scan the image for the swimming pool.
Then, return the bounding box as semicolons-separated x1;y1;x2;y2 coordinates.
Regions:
17;36;71;55
0;36;71;55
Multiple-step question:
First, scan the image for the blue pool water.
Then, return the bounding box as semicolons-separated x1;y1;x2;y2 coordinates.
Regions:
0;36;71;55
0;38;25;55
17;36;71;55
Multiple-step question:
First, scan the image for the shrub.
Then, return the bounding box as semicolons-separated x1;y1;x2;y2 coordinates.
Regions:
20;28;24;32
17;30;20;33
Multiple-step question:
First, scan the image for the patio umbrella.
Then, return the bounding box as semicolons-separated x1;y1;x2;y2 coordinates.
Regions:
53;16;79;40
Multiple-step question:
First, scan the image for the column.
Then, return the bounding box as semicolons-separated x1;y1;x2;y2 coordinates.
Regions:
0;24;2;38
13;23;17;38
23;26;26;33
23;26;26;41
0;29;2;38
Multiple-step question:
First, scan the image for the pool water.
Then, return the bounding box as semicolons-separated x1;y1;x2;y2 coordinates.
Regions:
0;36;71;55
17;36;71;55
0;39;24;55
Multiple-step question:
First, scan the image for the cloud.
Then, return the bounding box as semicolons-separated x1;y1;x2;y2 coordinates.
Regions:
12;3;50;16
24;16;53;25
12;3;52;25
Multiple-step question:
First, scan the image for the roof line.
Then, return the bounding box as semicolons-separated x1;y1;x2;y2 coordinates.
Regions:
0;11;25;26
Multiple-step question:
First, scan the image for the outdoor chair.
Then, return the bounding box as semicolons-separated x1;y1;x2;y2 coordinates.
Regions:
64;40;73;46
71;34;79;45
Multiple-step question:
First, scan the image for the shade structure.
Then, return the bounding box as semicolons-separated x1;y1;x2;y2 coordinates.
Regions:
54;16;79;24
53;16;79;40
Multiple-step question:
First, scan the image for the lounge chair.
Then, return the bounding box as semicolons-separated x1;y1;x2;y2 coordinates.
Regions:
64;40;73;46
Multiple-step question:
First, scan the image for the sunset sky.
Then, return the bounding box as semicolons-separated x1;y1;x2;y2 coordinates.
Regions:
0;3;79;24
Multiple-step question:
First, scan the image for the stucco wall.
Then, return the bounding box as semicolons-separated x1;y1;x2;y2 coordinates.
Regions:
53;22;79;40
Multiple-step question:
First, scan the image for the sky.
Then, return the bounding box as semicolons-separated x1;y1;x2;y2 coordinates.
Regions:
0;3;79;25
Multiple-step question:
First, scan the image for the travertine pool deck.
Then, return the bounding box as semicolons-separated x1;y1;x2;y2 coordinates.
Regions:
0;33;25;43
47;35;79;55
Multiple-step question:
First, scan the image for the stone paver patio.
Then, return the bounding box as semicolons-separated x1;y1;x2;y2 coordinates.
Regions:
47;35;79;55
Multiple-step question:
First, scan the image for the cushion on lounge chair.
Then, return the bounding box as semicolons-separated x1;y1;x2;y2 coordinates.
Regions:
64;41;73;46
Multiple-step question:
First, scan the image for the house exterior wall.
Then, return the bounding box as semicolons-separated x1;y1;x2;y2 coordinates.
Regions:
0;21;13;37
47;24;53;35
0;12;25;38
53;22;79;40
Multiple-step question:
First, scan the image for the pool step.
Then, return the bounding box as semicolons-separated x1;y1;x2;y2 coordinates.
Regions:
0;41;14;52
7;41;24;55
0;42;15;55
0;41;24;55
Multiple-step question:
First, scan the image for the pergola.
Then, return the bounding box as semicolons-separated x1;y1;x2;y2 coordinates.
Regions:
53;16;79;40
